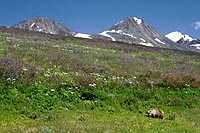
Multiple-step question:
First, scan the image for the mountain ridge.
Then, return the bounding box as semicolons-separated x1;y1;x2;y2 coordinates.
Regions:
13;16;73;36
99;16;187;50
166;31;200;50
9;16;200;52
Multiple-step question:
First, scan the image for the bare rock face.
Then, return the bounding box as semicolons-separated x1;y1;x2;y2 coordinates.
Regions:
13;16;73;36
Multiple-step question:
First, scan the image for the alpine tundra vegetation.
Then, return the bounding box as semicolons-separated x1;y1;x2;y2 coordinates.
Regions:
0;25;199;132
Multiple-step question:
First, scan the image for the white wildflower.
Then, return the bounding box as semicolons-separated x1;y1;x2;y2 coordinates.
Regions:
89;83;96;87
23;68;28;71
44;73;50;77
51;89;55;92
61;83;67;85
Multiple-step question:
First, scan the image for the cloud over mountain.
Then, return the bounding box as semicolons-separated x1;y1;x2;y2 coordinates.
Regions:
193;21;200;30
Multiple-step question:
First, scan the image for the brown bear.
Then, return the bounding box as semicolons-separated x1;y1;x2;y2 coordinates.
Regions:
77;115;84;121
29;113;38;120
147;108;164;119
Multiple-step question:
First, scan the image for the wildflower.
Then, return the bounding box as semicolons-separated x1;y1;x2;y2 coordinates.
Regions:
23;68;28;71
61;82;67;85
44;73;50;77
185;84;190;87
51;89;55;92
7;78;11;81
62;72;68;75
89;83;96;87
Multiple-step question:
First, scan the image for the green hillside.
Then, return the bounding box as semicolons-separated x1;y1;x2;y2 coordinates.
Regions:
0;27;200;132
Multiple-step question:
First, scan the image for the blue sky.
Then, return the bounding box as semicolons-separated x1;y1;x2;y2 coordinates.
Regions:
1;0;199;38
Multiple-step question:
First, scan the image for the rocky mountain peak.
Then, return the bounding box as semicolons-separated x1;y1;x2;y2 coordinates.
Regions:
166;31;200;50
13;16;72;36
100;16;186;50
109;16;144;33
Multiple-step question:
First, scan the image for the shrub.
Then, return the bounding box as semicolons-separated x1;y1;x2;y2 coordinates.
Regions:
75;72;99;88
157;74;200;89
81;89;107;101
121;96;140;111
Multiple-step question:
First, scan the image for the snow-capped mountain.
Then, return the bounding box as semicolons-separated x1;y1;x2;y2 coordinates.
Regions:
12;17;110;40
99;16;187;50
12;16;199;51
166;31;194;42
166;31;200;50
13;16;73;36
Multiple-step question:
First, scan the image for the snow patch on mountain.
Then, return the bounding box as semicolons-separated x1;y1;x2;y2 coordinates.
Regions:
155;38;165;44
100;29;138;41
139;42;153;47
30;23;35;28
123;33;136;38
74;33;92;39
191;44;200;49
140;38;146;42
166;31;194;42
112;30;137;38
99;31;116;41
133;17;142;25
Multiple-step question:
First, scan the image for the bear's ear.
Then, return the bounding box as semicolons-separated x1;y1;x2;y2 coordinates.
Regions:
158;110;164;114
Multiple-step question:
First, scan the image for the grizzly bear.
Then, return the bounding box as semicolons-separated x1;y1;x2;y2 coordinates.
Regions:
147;108;164;119
77;115;84;121
29;113;37;120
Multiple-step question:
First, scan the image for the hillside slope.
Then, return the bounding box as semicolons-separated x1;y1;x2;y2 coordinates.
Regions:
0;26;200;132
0;26;199;88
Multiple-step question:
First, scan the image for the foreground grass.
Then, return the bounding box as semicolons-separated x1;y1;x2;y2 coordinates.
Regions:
0;85;199;132
1;108;199;133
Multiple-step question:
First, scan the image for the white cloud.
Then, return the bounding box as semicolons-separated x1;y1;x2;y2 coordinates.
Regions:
193;21;200;30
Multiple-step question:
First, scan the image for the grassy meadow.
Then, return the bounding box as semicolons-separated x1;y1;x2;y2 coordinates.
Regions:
0;27;200;132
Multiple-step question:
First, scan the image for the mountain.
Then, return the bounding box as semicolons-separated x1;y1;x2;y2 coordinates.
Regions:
99;16;187;50
12;16;198;51
13;16;73;36
166;31;200;50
